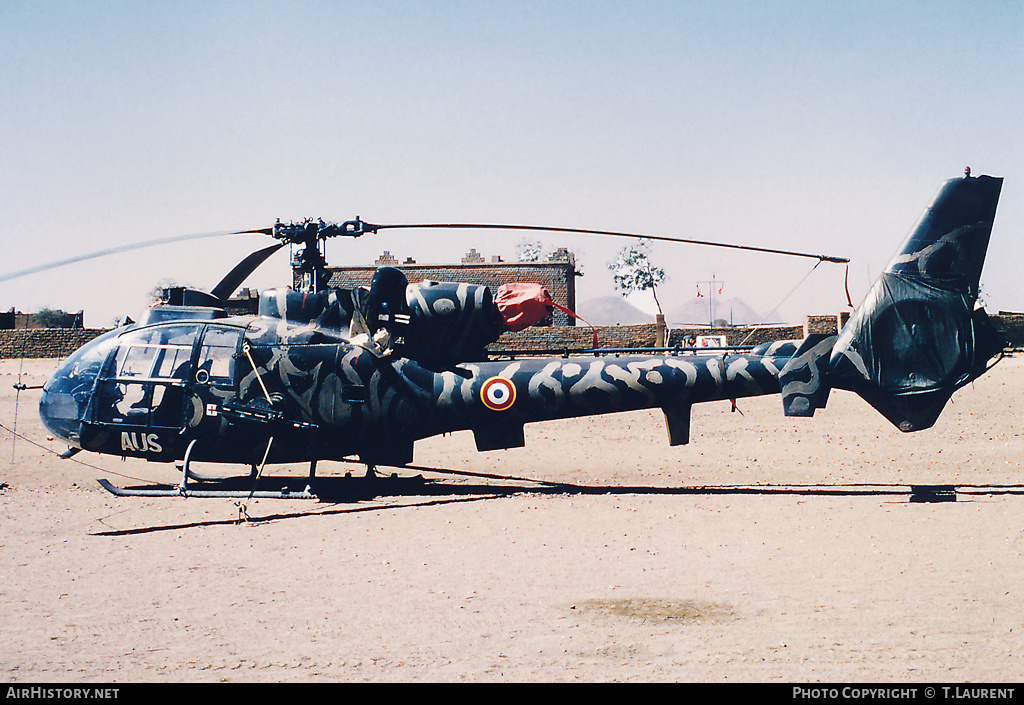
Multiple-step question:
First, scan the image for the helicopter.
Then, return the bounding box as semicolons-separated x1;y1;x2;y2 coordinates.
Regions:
21;172;1005;500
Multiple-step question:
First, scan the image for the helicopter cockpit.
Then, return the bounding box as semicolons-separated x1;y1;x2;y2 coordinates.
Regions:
40;321;246;458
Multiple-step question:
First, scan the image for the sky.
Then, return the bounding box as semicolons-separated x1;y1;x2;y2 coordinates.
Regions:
1;0;1021;328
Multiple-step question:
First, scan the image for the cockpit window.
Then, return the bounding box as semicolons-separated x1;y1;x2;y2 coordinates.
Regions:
92;324;201;430
111;325;198;381
196;326;242;384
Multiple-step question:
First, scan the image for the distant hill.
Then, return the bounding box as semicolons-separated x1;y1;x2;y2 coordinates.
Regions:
576;296;654;325
666;297;764;326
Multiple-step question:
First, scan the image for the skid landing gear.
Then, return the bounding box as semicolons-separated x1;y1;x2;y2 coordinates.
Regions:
97;448;424;501
97;478;318;500
98;437;320;500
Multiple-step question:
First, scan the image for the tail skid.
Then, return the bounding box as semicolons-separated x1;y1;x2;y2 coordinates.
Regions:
785;173;1005;431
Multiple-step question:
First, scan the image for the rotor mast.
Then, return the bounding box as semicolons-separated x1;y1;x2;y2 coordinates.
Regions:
272;218;367;293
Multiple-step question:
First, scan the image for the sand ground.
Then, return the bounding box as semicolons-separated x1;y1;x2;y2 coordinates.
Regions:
1;355;1023;683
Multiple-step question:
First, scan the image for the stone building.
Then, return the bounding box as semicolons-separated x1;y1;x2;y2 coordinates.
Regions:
324;248;582;326
0;309;83;330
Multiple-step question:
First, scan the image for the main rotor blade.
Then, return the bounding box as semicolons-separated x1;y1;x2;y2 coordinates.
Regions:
367;222;850;264
210;242;286;302
0;227;274;284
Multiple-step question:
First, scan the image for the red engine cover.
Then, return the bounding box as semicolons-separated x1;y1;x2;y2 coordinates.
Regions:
494;282;552;332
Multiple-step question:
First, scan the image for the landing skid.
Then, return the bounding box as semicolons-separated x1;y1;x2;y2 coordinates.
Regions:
96;436;327;499
97;478;318;500
96;463;425;502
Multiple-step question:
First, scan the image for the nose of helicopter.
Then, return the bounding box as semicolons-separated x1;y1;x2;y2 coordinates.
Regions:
38;331;118;447
39;374;85;446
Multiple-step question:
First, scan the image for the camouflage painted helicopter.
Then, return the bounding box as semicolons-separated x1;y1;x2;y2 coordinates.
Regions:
28;172;1005;499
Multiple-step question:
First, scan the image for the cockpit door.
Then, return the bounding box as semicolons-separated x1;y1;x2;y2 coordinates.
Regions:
183;325;266;464
90;324;201;457
193;326;242;389
187;325;244;424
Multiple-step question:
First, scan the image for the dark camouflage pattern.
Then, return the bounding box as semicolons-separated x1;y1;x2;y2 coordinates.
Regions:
38;174;1006;470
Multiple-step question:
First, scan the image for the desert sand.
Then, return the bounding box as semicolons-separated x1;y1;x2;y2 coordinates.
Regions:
1;355;1023;683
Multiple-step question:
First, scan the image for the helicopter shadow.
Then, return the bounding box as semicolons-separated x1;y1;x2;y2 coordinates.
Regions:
90;463;1024;537
309;463;1024;503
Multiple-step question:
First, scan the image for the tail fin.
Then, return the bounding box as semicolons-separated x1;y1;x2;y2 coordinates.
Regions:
826;173;1004;431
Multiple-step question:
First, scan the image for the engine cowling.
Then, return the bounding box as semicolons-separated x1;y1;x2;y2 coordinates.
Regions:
400;280;505;367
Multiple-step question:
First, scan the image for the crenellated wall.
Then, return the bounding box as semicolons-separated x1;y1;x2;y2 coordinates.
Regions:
0;329;108;360
3;312;1022;360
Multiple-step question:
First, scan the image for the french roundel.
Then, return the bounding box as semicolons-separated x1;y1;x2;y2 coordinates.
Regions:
480;376;517;412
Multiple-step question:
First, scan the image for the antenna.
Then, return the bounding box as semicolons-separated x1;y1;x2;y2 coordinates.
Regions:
696;276;724;327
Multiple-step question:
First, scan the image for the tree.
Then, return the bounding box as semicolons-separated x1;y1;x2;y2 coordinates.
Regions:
515;238;545;263
30;308;76;328
148;277;191;304
607;242;667;315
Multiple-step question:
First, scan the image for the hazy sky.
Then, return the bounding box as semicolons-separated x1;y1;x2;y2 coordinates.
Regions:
2;1;1021;327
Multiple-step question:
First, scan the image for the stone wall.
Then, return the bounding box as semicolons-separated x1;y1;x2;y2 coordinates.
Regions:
804;312;851;336
6;312;1024;360
0;329;109;360
996;312;1024;352
490;324;658;353
483;311;1024;354
488;322;809;353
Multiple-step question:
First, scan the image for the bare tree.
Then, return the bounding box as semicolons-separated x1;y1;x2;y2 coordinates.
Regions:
607;242;667;315
148;277;191;304
515;238;545;263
